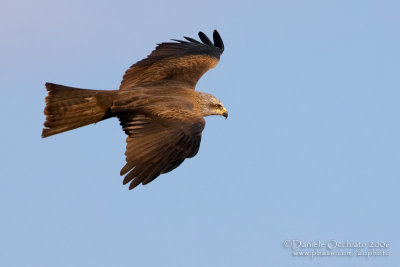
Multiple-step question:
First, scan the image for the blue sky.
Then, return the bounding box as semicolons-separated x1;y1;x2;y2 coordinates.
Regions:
1;0;399;266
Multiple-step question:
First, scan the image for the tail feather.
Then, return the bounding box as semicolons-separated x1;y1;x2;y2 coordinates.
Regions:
42;83;117;138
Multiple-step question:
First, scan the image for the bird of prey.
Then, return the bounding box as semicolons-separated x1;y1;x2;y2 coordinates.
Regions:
42;30;227;190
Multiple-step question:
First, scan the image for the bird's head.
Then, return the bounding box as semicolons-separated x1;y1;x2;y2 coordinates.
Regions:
195;92;228;119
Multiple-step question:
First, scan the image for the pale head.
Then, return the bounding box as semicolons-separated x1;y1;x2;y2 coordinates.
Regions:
193;92;228;119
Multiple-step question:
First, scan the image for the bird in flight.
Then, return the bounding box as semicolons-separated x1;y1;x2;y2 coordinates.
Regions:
42;30;227;190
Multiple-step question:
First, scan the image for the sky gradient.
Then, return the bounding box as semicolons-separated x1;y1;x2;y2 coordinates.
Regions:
1;0;399;266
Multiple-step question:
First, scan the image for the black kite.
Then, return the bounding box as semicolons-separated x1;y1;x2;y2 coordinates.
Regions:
42;30;227;189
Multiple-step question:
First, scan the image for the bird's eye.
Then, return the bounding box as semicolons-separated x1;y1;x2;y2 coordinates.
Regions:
215;104;222;109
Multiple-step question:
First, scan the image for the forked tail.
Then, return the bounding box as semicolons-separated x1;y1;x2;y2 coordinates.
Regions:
42;83;117;138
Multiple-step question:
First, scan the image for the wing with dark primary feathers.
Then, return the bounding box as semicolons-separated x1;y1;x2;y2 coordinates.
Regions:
120;30;224;90
118;113;205;189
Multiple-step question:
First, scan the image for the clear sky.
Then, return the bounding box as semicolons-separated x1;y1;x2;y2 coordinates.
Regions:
1;0;399;266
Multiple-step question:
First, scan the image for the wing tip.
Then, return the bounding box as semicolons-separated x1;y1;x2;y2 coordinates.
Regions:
171;30;224;54
199;30;224;53
213;29;224;52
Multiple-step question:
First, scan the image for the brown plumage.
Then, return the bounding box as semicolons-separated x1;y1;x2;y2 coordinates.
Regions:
42;30;227;190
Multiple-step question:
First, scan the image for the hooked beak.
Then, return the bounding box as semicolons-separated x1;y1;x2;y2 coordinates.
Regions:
222;109;228;119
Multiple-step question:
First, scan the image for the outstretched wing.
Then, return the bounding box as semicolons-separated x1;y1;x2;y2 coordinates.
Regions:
120;30;224;90
118;113;205;189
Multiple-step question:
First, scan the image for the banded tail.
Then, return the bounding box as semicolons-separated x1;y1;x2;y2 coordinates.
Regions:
42;83;117;138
